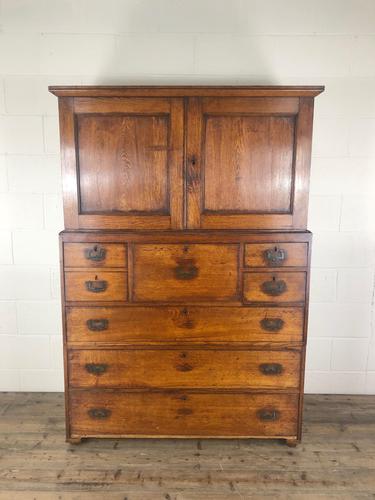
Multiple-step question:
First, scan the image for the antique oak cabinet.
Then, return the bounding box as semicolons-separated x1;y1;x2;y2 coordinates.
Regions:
50;85;324;446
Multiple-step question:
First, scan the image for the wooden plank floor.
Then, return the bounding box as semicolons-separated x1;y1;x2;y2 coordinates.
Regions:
0;393;374;499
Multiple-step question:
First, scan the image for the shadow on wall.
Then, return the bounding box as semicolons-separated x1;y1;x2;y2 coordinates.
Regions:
89;1;278;86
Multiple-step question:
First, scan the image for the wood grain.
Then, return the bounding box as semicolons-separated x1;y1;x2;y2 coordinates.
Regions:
65;271;128;302
244;243;308;268
68;349;301;389
69;391;299;437
133;244;239;302
64;243;127;268
243;272;306;303
203;115;295;213
66;306;304;344
77;114;169;213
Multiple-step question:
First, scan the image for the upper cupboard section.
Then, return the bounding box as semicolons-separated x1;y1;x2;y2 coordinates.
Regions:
50;86;323;230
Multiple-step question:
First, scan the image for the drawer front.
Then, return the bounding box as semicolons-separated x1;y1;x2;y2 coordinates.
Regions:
243;272;306;303
64;243;127;268
133;244;239;302
68;349;301;389
245;243;308;268
70;391;298;437
66;306;304;343
65;272;127;302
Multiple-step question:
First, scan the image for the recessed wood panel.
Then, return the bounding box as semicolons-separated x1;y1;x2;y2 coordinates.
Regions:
66;306;304;344
70;391;299;438
77;114;169;214
203;115;295;213
133;244;239;302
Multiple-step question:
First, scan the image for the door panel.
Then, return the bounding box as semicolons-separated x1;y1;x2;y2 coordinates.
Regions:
186;96;313;229
59;97;184;229
203;115;295;212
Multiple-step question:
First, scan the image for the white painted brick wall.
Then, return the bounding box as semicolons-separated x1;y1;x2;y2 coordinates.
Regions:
0;0;374;393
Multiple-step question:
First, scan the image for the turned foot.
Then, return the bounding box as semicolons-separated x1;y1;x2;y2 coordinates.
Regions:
285;438;298;447
67;437;82;444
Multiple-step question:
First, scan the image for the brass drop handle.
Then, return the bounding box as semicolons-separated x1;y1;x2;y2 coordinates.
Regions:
263;246;287;266
86;319;109;331
88;408;111;419
261;277;287;296
85;245;106;262
85;363;108;375
257;408;280;421
85;280;108;293
259;363;283;375
174;259;198;280
260;318;285;332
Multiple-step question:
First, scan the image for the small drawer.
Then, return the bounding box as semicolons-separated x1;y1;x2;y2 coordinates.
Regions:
245;243;308;268
65;271;127;302
70;391;299;438
66;306;304;344
64;243;127;268
133;244;239;302
243;272;306;303
68;349;301;390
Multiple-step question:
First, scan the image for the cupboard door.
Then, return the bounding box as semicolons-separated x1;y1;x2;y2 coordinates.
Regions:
58;97;184;229
186;97;313;230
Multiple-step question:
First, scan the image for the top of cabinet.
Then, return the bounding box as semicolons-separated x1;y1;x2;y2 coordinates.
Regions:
49;85;324;98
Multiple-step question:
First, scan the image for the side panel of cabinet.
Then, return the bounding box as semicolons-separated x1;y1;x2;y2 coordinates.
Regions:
58;97;184;230
186;97;314;230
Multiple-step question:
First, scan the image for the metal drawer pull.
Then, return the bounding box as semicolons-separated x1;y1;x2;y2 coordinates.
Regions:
85;363;108;375
85;245;106;262
259;363;283;375
257;408;280;421
261;277;287;296
88;408;111;419
263;247;287;266
174;259;199;280
260;318;285;332
86;319;109;331
85;280;108;293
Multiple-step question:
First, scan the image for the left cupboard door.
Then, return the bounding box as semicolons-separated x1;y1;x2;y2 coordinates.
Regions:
58;97;184;230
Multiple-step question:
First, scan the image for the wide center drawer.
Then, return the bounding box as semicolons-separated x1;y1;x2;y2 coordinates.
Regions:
70;391;299;438
66;306;304;343
132;244;239;302
68;349;301;389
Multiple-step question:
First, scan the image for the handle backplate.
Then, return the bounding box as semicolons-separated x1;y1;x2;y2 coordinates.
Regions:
257;408;280;421
261;278;287;296
88;408;111;419
85;245;106;262
86;319;109;331
260;317;285;332
259;363;283;376
85;363;108;375
85;280;108;293
263;247;287;266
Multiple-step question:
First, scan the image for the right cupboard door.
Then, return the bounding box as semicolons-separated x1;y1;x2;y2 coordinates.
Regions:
186;97;314;230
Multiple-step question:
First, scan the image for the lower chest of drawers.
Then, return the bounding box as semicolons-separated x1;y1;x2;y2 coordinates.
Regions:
61;231;311;445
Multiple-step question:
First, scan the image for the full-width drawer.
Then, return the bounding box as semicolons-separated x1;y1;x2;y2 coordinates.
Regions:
245;243;308;268
68;349;301;389
70;391;299;438
65;271;128;302
66;306;304;343
64;243;127;268
243;272;306;303
133;244;239;302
